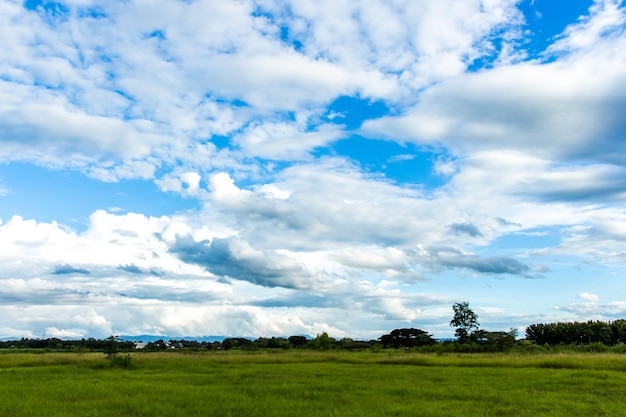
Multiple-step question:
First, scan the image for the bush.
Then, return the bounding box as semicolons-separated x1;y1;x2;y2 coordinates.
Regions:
582;342;609;353
512;340;547;354
109;353;133;368
610;343;626;353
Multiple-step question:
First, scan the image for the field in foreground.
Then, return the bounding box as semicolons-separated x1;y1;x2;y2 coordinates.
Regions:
1;350;625;416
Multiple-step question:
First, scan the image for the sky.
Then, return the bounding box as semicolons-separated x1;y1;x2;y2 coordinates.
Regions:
1;0;625;341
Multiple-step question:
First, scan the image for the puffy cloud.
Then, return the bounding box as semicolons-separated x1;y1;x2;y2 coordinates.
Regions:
168;235;315;289
155;171;204;196
448;222;483;238
1;1;626;340
0;211;206;276
234;122;346;160
267;0;523;90
361;2;626;166
578;292;600;303
45;327;86;339
0;0;529;180
362;58;626;164
419;246;536;277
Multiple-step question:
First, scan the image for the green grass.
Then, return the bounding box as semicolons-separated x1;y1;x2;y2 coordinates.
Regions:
1;351;625;416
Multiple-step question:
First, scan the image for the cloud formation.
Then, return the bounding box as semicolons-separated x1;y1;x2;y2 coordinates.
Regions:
0;0;625;340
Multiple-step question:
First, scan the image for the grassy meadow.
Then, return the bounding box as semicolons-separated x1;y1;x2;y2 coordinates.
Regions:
1;350;625;416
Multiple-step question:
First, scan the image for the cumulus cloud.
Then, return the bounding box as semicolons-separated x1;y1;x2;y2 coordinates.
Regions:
234;122;346;160
45;327;86;339
155;171;204;196
421;246;535;277
448;222;483;238
168;235;314;289
0;210;208;276
362;58;626;165
361;2;626;167
1;1;626;339
0;0;529;180
578;292;600;303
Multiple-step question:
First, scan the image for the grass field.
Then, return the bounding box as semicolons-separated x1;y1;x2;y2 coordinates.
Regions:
1;350;625;416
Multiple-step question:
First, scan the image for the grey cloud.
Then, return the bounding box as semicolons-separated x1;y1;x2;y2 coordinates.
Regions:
117;264;165;277
117;264;144;274
52;264;90;275
496;217;521;227
519;171;626;203
443;255;531;275
424;247;538;277
0;288;92;305
115;287;219;304
448;222;482;238
168;235;314;289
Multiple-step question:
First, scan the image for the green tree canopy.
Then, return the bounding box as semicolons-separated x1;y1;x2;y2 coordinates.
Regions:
450;301;480;343
379;328;436;348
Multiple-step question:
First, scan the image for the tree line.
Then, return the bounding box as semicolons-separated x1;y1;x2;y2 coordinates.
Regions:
525;319;626;346
2;303;625;353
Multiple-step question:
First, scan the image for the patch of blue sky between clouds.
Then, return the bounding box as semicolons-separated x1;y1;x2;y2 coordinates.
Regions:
519;0;595;60
0;163;197;230
489;227;562;251
468;0;595;70
312;95;451;188
324;96;392;130
322;137;448;188
24;0;69;15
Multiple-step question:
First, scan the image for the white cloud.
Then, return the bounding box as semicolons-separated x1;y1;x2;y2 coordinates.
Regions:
45;327;87;339
1;0;626;340
547;0;626;54
270;0;523;90
362;57;626;164
0;325;36;339
361;2;626;166
578;292;600;303
0;0;529;180
155;171;203;196
235;122;346;160
433;156;457;176
0;211;207;276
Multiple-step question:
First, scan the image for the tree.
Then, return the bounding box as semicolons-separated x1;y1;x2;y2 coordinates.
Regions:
450;301;479;343
308;332;334;350
104;335;132;368
612;319;626;344
288;335;309;348
104;336;119;359
480;329;517;352
379;328;436;348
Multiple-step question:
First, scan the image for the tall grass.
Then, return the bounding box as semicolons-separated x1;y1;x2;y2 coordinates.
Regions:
1;351;625;416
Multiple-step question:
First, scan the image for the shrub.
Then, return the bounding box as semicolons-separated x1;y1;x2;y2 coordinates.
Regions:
109;353;133;368
582;342;609;353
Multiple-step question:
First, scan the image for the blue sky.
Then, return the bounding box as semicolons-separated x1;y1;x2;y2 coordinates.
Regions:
1;0;625;340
